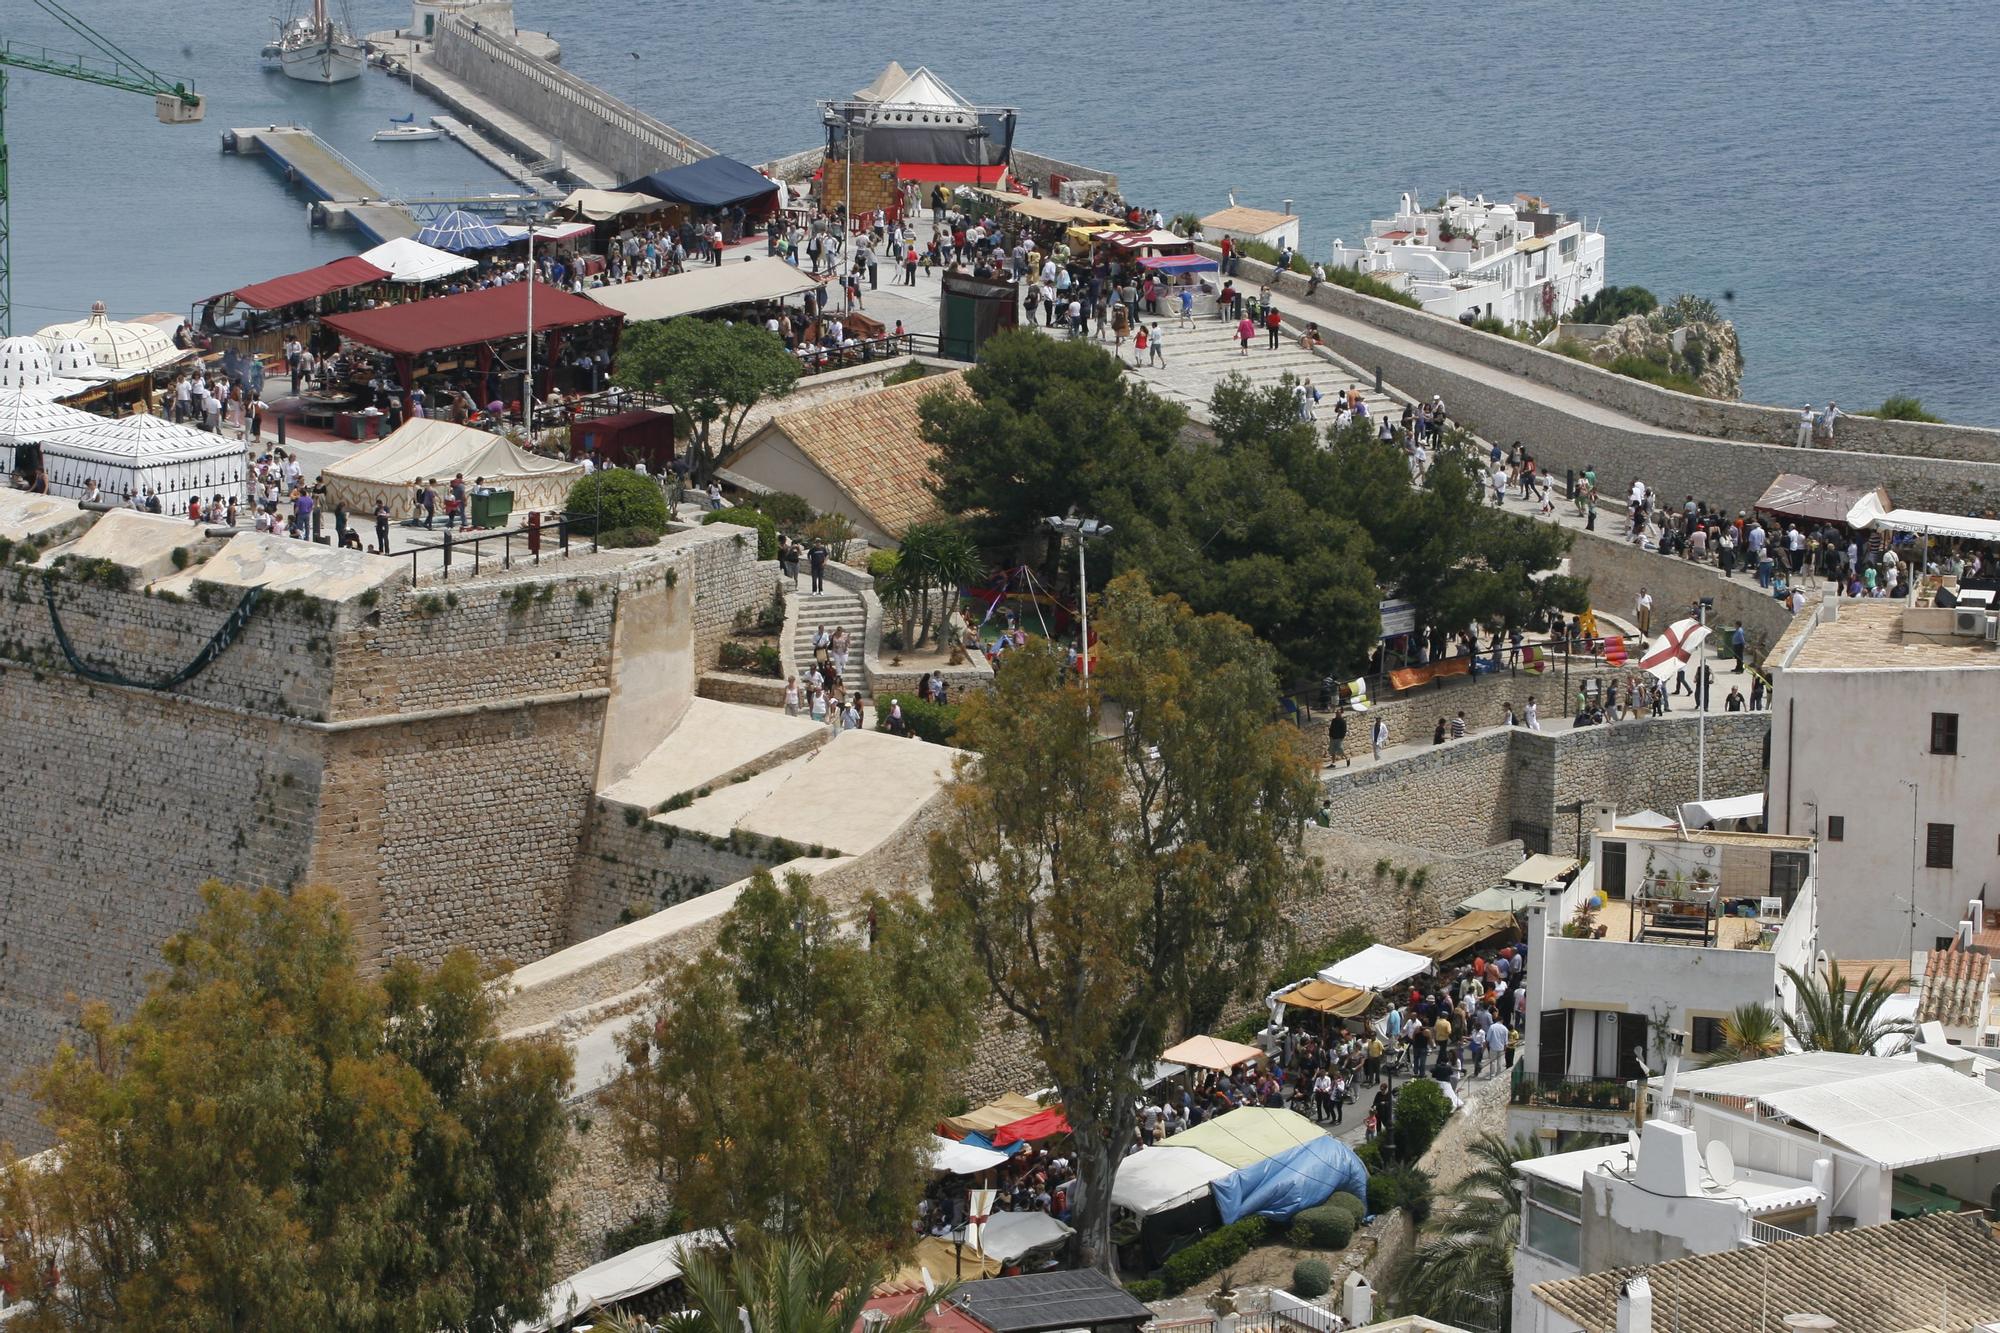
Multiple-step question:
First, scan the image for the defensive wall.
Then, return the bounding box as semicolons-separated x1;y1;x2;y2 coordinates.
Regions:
429;17;713;184
0;504;774;1150
1218;252;2000;513
1565;525;1799;669
1320;712;1770;859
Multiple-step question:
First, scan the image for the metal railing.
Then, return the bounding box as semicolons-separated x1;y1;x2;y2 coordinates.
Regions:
1508;1070;1636;1113
1276;631;1636;726
396;515;599;584
1745;1218;1806;1247
794;333;945;375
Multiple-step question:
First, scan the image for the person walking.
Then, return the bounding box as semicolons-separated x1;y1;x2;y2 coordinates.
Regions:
1236;313;1254;355
1148;323;1165;367
808;537;827;594
1265;304;1283;350
1328;710;1351;769
1371;714;1388;761
1524;696;1541;731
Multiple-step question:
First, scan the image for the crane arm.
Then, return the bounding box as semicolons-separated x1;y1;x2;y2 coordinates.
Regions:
27;0;190;100
0;41;197;104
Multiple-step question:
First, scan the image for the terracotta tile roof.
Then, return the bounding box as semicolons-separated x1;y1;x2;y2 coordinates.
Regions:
1920;946;1991;1027
746;371;967;540
1531;1213;2000;1333
1201;205;1295;234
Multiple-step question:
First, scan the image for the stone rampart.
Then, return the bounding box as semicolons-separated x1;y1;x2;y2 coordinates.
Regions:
1565;527;1799;669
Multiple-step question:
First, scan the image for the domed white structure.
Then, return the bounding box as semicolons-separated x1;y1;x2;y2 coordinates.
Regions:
48;338;103;380
34;303;183;375
0;336;54;393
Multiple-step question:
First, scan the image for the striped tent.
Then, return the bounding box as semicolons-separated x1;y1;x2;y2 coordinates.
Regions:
415;209;513;254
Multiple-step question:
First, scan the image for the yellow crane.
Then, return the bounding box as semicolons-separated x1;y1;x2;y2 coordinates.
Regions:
1;0;204;333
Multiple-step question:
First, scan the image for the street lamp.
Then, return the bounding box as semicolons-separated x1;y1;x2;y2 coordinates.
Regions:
1043;514;1111;684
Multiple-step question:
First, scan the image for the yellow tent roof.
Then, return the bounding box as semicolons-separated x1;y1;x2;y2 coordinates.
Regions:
1158;1107;1326;1169
884;1236;1002;1288
1275;979;1375;1018
940;1092;1042;1138
1161;1034;1265;1072
1400;909;1518;963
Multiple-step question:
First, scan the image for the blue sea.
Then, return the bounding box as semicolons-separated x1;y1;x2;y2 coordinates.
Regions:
10;0;1996;423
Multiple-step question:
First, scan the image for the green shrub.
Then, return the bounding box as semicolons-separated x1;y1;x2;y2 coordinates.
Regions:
1160;1217;1264;1295
879;696;959;745
566;470;669;535
1367;1163;1433;1222
753;491;818;528
702;506;779;560
1602;353;1706;397
1353;1140;1384;1172
884;361;930;386
867;548;900;580
1290;1259;1333;1301
1328;1190;1368;1225
1123;1279;1165;1304
1567;284;1657;325
1868;394;1943;423
1394;1080;1453;1162
718;640;782;677
1288;1203;1354;1250
599;525;662;549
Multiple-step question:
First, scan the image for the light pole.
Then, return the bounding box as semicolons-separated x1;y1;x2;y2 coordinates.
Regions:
1904;780;1921;959
1044;515;1111;684
524;224;535;443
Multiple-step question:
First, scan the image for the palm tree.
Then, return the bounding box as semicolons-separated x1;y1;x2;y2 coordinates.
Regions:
1697;1003;1786;1067
675;1236;955;1333
1781;961;1913;1055
889;522;984;649
1394;1133;1547;1332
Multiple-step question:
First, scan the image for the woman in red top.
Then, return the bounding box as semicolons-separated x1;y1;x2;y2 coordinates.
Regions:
1237;314;1254;355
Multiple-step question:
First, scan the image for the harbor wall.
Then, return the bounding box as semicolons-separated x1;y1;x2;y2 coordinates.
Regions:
430;17;712;184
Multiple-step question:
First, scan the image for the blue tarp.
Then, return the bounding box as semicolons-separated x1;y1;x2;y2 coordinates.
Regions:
961;1130;1027;1157
619;157;779;210
1209;1136;1368;1224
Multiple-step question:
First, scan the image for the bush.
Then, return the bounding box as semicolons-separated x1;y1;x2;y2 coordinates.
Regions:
1869;394;1943;423
1160;1217;1264;1295
1394;1080;1453;1162
1288;1203;1355;1250
1328;1190;1367;1225
867;548;900;580
750;491;818;528
884;361;929;386
718;640;782;677
566;470;669;535
599;525;662;549
1123;1279;1165;1304
702;506;779;560
1568;284;1657;325
1353;1140;1384;1173
879;695;960;745
1290;1259;1333;1301
1602;353;1706;397
1368;1164;1433;1222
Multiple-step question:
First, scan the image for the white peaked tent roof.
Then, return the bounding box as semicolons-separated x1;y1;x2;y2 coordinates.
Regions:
974;1209;1074;1263
878;65;972;110
513;1230;723;1333
1112;1145;1237;1216
930;1133;1010;1176
854;60;911;102
50;412;242;465
0;393;100;443
1318;944;1431;992
34;304;185;374
359;236;478;284
323;418;579;489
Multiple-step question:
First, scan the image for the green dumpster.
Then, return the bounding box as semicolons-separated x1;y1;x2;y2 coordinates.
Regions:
470;488;514;529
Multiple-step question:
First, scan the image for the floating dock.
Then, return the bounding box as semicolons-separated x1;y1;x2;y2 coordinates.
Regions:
223;125;389;206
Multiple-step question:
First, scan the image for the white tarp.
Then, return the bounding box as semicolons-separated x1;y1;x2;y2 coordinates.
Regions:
1758;1064;2000;1168
586;256;820;324
1111;1145;1236;1216
931;1133;1010;1176
1318;943;1430;992
974;1209;1074;1263
360;236;478;284
321;418;582;515
1873;508;2000;544
1679;792;1764;827
514;1229;723;1332
40;413;247;507
557;188;666;221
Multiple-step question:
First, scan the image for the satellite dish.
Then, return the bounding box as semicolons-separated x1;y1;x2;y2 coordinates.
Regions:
1705;1140;1737;1187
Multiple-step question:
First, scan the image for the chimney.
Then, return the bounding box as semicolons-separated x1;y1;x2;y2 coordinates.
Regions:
1617;1276;1653;1333
1341;1273;1373;1326
1593;802;1619;833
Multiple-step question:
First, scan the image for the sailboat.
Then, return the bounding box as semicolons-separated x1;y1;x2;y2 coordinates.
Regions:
374;58;441;140
266;0;363;85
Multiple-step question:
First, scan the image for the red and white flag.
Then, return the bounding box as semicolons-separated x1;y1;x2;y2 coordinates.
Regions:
1640;618;1709;679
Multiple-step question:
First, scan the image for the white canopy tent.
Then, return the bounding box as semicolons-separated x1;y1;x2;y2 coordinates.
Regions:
973;1208;1073;1264
0;393;102;477
39;413;247;507
1872;508;2000;544
1110;1145;1237;1216
586;256;820;324
321;418;582;515
1318;943;1431;992
930;1133;1010;1176
1679;792;1764;828
359;236;478;284
513;1229;722;1332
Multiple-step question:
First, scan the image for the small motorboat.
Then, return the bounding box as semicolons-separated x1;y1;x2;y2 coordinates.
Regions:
374;121;443;142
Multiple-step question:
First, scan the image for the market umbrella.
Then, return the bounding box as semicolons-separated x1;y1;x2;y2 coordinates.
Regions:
415;209;513;254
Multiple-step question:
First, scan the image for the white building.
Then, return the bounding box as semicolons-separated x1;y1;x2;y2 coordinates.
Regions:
1512;1051;2000;1333
1511;812;1817;1138
1328;191;1604;326
1767;598;2000;959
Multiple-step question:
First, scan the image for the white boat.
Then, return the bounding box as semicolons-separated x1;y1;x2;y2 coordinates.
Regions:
270;0;363;84
374;122;443;142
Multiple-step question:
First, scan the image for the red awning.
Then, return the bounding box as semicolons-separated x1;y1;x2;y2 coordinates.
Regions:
894;163;1007;186
321;282;622;357
230;256;392;310
989;1106;1071;1147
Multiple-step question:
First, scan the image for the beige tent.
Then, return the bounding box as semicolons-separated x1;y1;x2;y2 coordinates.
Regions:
1160;1035;1264;1073
557;188;669;222
939;1093;1042;1138
321;418;582;515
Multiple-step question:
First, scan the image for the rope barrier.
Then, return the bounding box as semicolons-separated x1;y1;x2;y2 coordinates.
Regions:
43;572;263;692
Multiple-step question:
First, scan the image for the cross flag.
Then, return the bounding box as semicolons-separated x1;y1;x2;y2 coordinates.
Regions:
1639;618;1709;680
1346;678;1371;712
966;1187;997;1253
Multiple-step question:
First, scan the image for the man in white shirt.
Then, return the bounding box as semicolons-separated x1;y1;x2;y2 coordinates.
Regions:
1796;404;1814;447
1635;588;1654;636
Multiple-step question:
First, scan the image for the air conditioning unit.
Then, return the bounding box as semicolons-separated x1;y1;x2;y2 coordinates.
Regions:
1953;609;1988;637
1987;618;1999;643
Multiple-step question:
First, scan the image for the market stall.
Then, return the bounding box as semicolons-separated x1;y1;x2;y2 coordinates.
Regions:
974;1210;1073;1266
585;256;821;324
515;1229;722;1333
1753;473;1891;529
194;255;392;359
0;394;102;482
321;418;582;517
618;156;782;233
1400;909;1519;964
1160;1034;1265;1073
415;209;513;254
38;413;247;507
1316;943;1431;993
940;1093;1043;1139
930;1134;1011;1176
1271;979;1374;1019
359;236;478;285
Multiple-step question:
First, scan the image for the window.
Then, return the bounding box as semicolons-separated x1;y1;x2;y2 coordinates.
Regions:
1600;840;1628;899
1691;1016;1725;1055
1825;815;1844;842
1926;823;1955;869
1615;1012;1649;1081
1525;1178;1582;1267
1538;1011;1570;1080
1770;852;1810;909
1931;713;1960;755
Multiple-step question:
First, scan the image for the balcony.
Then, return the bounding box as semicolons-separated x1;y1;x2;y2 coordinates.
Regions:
1510;1071;1638;1113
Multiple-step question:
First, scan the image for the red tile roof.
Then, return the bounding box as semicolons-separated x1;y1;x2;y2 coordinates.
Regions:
863;1287;992;1333
1920;946;1991;1027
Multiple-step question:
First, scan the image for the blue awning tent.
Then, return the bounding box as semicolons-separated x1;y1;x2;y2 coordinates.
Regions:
1209;1136;1369;1224
415;209;513;253
619;157;780;210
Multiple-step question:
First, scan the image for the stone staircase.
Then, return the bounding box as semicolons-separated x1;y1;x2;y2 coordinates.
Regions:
787;584;868;685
